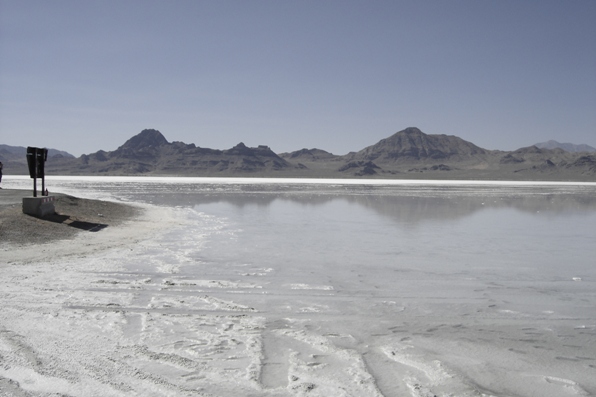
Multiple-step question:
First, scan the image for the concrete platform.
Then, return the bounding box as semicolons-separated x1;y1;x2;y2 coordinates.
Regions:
22;196;56;217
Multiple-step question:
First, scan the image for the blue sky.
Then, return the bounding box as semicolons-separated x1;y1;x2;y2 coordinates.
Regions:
1;0;595;156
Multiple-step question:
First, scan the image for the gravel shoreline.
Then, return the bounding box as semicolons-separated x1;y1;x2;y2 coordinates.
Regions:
0;189;141;247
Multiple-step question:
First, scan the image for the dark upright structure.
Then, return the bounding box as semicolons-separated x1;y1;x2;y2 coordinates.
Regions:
26;146;48;197
23;147;55;217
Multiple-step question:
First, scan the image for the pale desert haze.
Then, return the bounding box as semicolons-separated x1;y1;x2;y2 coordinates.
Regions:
1;176;595;396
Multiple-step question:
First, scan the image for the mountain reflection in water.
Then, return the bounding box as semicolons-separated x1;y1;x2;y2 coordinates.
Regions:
125;184;596;225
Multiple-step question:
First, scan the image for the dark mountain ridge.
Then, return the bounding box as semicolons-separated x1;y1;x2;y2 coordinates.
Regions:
49;129;293;175
280;148;338;161
3;127;595;181
348;127;488;162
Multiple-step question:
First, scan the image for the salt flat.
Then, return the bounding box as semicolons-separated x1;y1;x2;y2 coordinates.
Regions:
1;176;595;396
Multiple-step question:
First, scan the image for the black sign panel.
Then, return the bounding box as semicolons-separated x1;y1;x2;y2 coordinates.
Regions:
26;147;48;178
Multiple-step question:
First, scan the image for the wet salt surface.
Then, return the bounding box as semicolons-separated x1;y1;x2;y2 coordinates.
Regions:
2;177;596;396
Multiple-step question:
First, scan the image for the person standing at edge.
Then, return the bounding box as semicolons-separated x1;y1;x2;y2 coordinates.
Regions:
0;161;3;189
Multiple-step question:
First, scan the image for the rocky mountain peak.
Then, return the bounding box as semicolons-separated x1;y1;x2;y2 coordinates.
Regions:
119;129;169;151
353;127;487;162
401;127;424;135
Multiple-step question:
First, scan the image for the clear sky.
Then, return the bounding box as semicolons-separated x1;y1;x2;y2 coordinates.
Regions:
1;0;595;156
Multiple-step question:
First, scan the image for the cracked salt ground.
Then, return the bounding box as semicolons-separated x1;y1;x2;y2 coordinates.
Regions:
1;177;596;396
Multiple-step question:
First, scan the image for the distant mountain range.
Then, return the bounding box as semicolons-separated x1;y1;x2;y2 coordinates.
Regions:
0;144;74;159
1;127;595;181
534;140;596;153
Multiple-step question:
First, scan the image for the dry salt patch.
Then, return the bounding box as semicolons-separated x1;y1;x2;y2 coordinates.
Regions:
162;278;264;289
264;328;385;397
380;344;495;397
510;374;592;397
298;304;331;313
543;376;589;395
240;267;274;276
122;312;267;395
287;283;334;290
147;294;257;312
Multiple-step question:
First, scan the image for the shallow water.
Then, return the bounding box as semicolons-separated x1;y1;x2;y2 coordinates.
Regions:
2;177;596;396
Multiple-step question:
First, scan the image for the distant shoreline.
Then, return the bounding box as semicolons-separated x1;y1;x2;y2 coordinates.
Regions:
3;171;596;182
3;174;596;186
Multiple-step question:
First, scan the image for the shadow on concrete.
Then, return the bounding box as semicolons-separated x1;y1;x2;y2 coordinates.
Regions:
36;213;108;232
